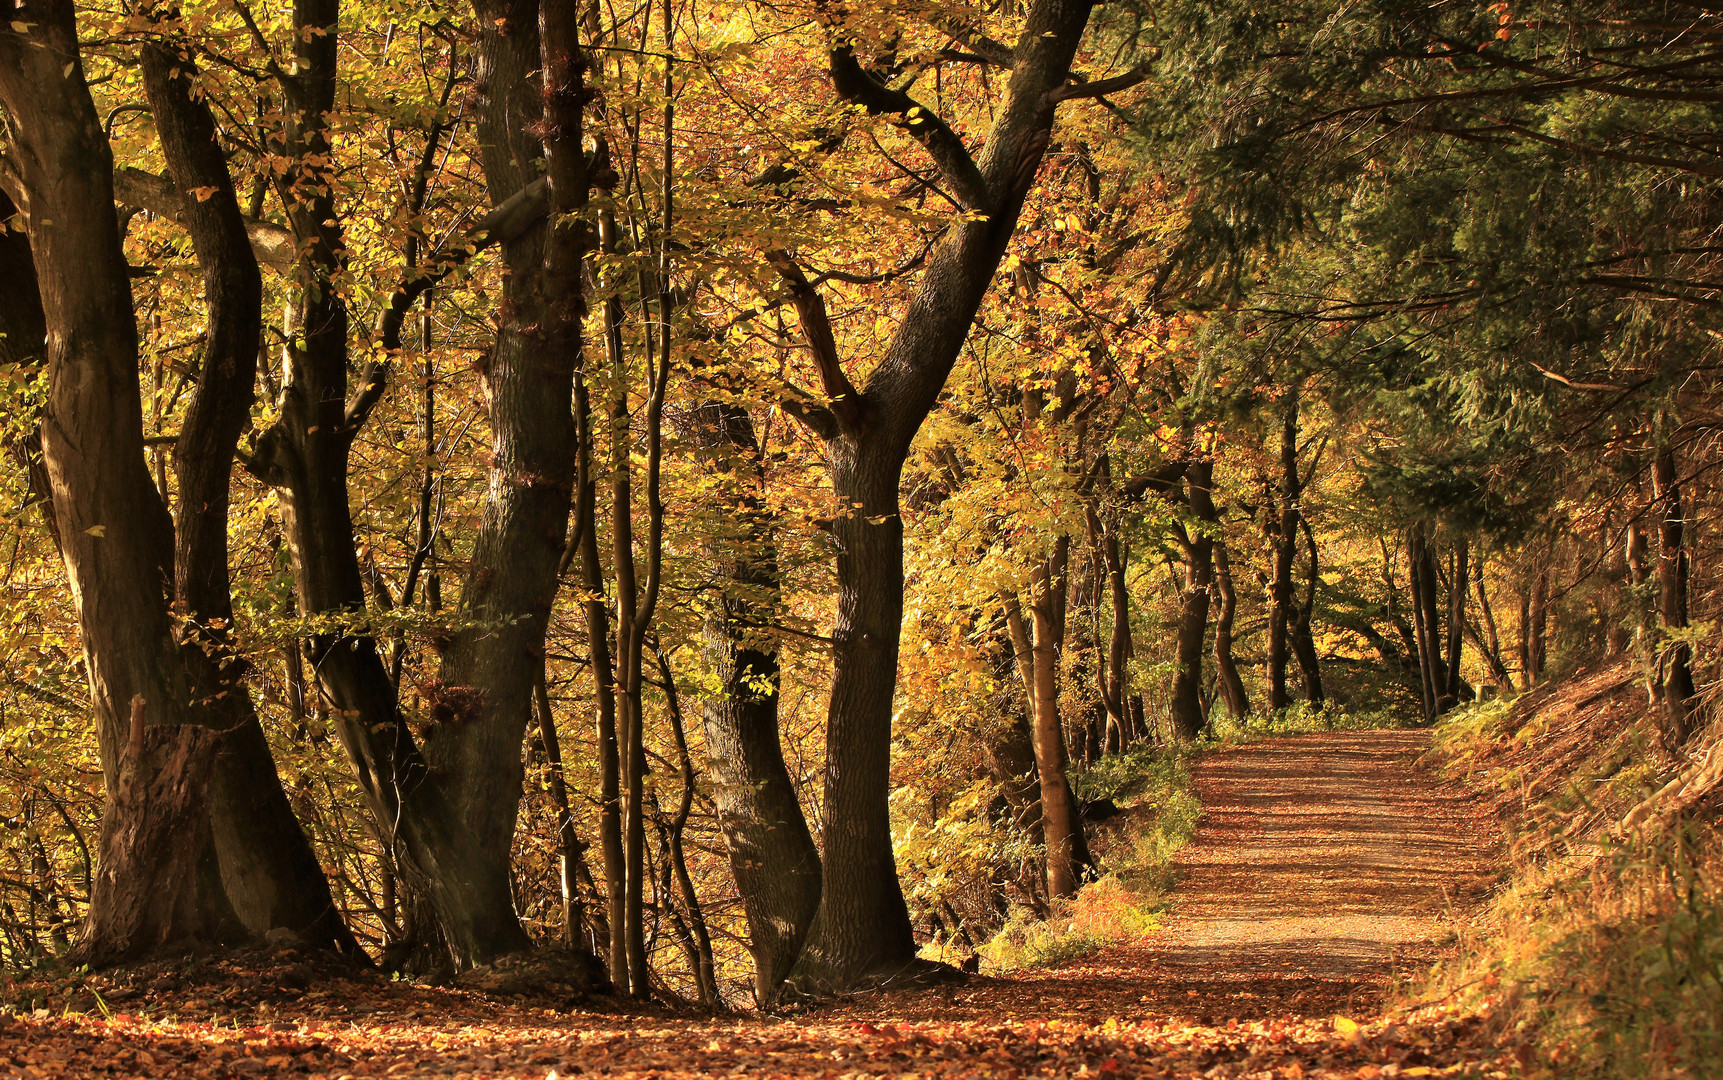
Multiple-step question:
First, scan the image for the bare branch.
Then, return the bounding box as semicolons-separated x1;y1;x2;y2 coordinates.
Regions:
1048;63;1151;103
113;166;296;271
765;248;866;434
828;44;991;212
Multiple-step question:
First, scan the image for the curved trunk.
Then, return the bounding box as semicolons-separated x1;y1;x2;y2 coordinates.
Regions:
0;2;235;963
1212;542;1250;719
140;30;356;955
783;0;1097;991
1170;462;1216;740
689;401;821;1003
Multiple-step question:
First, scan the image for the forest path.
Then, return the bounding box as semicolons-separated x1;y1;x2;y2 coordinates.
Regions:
847;727;1501;1027
4;728;1515;1079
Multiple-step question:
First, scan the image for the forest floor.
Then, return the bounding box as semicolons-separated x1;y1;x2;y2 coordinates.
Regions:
1;729;1526;1079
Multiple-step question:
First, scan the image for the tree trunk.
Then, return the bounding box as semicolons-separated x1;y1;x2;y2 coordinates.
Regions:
687;401;821;1004
1212;541;1250;719
655;650;719;1008
1467;572;1514;693
1266;403;1299;712
1652;446;1695;751
0;3;236;963
1526;559;1549;685
1628;516;1657;705
139;26;356;955
1443;539;1468;708
1085;493;1134;748
1291;516;1324;705
1170;462;1215;740
403;0;597;973
247;0;531;971
782;0;1096;992
1002;588;1090;900
1407;526;1446;721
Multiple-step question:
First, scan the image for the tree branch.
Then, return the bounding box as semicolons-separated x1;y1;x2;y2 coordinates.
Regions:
114;165;296;271
1048;63;1151;103
828;43;991;212
765;248;865;434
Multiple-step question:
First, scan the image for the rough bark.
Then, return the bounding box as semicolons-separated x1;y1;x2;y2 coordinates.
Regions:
686;400;821;1004
781;0;1097;992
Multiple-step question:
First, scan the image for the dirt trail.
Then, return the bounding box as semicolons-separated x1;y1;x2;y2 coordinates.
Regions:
861;728;1500;1026
2;728;1513;1079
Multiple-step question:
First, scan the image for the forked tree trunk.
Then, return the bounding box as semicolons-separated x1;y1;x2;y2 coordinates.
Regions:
1652;446;1696;751
248;0;532;971
0;1;236;963
1212;542;1250;719
139;26;356;954
1169;462;1215;740
687;400;821;1004
781;0;1097;992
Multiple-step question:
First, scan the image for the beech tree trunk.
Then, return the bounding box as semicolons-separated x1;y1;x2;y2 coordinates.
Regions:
1652;446;1696;751
138;24;356;954
780;0;1096;992
420;0;592;973
0;0;237;963
1169;462;1216;740
688;401;821;1004
1212;541;1250;719
247;0;531;971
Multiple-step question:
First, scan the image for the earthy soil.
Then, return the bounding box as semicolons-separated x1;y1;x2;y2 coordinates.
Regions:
1;729;1518;1079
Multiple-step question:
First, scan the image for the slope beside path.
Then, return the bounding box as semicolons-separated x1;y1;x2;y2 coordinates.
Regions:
2;728;1516;1078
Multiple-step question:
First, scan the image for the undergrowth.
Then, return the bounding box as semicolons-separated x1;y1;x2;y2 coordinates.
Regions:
1207;700;1412;743
973;744;1198;974
1422;683;1723;1079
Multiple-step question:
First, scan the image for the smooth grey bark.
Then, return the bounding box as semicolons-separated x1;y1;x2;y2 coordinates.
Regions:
0;0;237;964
